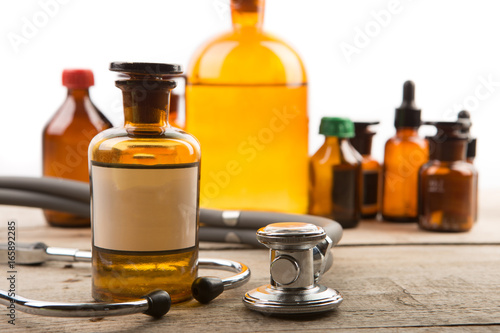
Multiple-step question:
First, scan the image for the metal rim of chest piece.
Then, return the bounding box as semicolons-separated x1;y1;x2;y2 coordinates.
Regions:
243;222;343;315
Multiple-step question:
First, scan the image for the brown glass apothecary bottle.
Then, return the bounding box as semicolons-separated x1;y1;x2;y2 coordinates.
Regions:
89;62;200;303
42;69;112;227
419;119;477;232
458;110;478;222
350;121;381;219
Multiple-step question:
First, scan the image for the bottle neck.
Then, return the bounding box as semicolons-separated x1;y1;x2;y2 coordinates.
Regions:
118;81;173;128
325;136;341;146
396;127;419;138
429;140;467;162
350;134;373;156
231;0;264;31
67;88;90;100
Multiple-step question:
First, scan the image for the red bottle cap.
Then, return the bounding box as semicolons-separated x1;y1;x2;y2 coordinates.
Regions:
62;69;94;89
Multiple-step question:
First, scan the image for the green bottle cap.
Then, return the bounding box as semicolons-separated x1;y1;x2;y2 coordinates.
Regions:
319;117;355;138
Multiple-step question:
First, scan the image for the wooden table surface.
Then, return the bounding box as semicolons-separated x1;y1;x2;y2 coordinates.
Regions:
1;190;499;332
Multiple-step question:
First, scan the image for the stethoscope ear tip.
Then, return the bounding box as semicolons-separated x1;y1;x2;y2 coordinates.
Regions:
143;290;172;318
192;277;225;304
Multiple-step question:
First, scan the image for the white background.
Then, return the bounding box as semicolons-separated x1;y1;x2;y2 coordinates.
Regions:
0;0;498;189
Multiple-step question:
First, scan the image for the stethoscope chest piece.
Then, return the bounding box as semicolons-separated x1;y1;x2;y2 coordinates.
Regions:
243;222;343;315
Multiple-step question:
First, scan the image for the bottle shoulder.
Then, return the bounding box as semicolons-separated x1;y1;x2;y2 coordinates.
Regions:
385;134;428;150
311;140;361;167
44;96;111;135
361;156;381;169
188;30;306;84
90;126;201;164
420;160;476;176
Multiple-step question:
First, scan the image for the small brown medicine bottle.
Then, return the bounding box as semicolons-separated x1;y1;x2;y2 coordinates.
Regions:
350;121;381;219
458;110;478;222
309;117;362;228
42;69;112;227
382;81;428;222
467;138;478;222
89;62;200;303
418;119;477;232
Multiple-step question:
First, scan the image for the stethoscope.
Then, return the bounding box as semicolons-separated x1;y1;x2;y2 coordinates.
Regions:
0;177;344;318
0;244;249;318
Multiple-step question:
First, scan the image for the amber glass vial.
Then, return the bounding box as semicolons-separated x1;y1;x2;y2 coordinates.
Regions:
382;81;428;222
42;69;112;227
309;117;362;228
186;0;308;213
419;120;476;232
458;110;478;222
89;63;200;303
350;122;381;219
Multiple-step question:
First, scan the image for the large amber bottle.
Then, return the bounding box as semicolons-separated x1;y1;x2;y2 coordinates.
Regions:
89;62;200;303
42;69;112;227
382;81;428;222
186;0;308;213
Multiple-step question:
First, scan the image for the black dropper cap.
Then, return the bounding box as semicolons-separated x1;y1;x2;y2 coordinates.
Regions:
350;121;379;155
457;110;472;134
395;81;421;128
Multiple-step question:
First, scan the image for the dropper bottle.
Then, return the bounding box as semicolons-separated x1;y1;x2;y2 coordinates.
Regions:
382;81;429;222
457;110;478;221
418;119;477;232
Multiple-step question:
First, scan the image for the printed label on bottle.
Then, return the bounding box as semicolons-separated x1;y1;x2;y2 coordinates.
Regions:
332;167;356;213
363;170;379;205
331;166;361;227
428;178;445;193
91;161;199;253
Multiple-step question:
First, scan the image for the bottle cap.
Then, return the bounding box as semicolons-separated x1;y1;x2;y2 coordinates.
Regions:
351;121;379;155
457;110;473;134
231;0;263;12
395;81;421;128
424;120;469;141
424;120;469;161
109;62;182;75
62;69;94;89
457;110;476;158
319;117;355;138
354;121;380;131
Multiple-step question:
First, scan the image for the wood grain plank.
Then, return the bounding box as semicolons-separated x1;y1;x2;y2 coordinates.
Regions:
1;245;499;332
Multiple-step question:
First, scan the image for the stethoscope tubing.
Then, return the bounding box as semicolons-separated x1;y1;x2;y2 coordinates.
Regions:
0;291;151;318
0;257;249;317
0;177;343;248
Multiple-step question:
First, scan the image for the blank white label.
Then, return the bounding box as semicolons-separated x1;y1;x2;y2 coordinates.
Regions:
91;163;199;252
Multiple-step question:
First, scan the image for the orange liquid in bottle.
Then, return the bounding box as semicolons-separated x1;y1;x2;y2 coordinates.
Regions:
186;0;308;213
382;128;428;221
